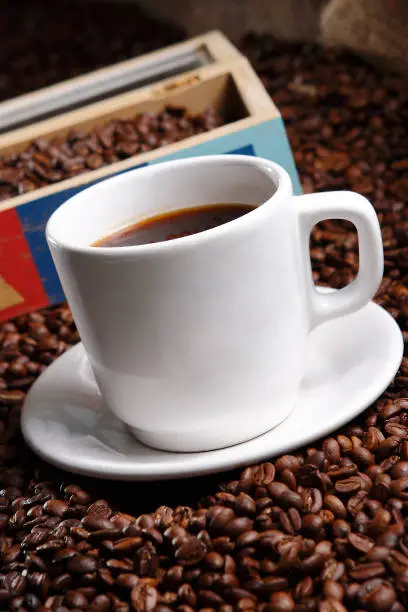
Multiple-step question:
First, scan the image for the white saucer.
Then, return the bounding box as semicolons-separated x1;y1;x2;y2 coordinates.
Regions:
22;299;403;481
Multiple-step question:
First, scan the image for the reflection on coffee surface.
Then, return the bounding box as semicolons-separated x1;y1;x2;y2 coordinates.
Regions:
93;203;256;247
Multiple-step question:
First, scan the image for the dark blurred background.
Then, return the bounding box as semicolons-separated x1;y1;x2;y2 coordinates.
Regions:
1;0;406;105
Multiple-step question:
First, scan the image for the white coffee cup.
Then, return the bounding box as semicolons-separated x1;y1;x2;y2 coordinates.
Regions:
46;155;383;452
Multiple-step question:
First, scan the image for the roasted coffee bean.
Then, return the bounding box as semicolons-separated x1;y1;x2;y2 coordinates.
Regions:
358;579;397;612
175;536;206;566
280;508;301;535
224;517;253;538
297;553;325;575
323;496;347;519
335;476;363;494
66;555;98;574
63;590;88;608
274;456;301;473
348;562;387;581
269;591;295;611
207;507;235;532
86;499;111;518
81;515;113;531
390;461;408;479
301;514;324;538
302;489;323;513
252;463;276;486
348;532;374;553
131;583;158;611
321;560;344;586
116;573;139;590
43;499;68;517
294;576;314;600
322;439;341;465
323;580;344;601
319;601;347;612
280;468;297;491
6;572;26;596
234;493;257;516
267;483;303;509
89;593;111;611
204;552;224;571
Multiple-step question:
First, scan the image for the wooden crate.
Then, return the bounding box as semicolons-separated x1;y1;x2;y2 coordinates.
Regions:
0;32;300;321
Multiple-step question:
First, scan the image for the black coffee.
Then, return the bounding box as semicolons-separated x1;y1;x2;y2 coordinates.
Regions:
93;203;256;247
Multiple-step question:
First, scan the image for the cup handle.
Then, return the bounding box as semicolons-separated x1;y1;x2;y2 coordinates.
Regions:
296;191;384;330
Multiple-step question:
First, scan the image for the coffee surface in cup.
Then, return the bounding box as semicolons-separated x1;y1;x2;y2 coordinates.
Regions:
93;203;256;247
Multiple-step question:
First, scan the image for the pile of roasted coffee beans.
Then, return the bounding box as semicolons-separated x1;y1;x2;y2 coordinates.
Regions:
1;36;408;611
0;0;184;102
0;106;222;202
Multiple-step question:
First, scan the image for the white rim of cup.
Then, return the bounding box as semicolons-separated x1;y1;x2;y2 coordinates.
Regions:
46;155;292;256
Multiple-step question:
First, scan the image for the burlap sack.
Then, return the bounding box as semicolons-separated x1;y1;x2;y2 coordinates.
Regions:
321;0;408;75
134;0;326;43
105;0;408;74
